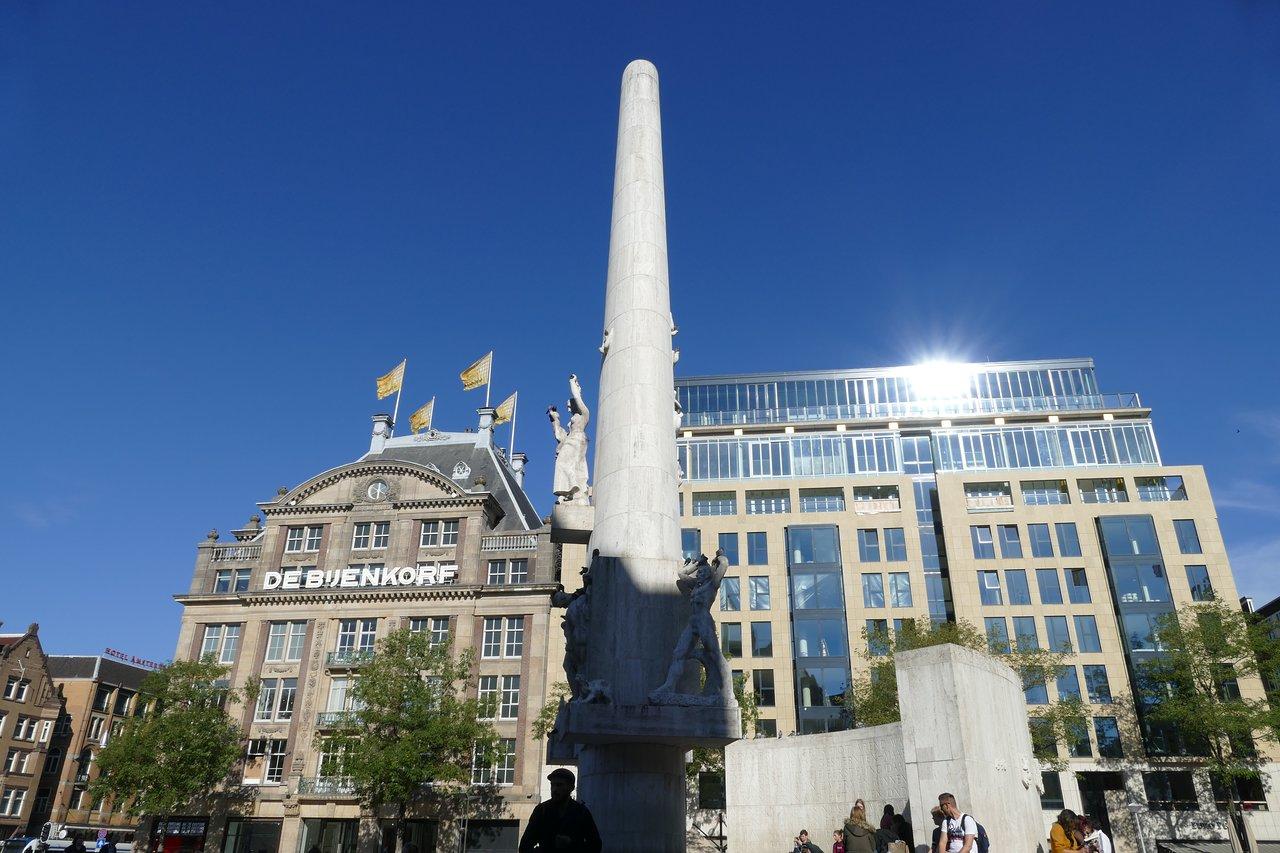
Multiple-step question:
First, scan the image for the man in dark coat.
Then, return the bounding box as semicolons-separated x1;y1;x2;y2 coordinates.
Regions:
518;768;602;853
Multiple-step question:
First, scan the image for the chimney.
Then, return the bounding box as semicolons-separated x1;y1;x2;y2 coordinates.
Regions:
510;452;528;486
475;407;496;449
370;413;393;454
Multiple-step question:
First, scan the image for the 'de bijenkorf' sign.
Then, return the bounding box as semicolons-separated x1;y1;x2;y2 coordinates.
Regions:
263;564;459;591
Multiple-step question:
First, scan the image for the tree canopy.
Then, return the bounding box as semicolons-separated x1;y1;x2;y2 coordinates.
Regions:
90;658;247;816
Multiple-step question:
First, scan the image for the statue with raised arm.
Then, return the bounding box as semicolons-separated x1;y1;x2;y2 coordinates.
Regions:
548;373;591;505
649;549;735;705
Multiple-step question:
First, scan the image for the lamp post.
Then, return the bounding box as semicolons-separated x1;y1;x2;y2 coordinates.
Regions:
1128;802;1149;853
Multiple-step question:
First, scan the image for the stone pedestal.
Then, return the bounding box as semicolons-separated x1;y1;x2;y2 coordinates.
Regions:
549;503;594;545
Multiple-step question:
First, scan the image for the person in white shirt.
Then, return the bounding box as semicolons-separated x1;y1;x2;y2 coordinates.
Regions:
936;793;978;853
1081;816;1114;853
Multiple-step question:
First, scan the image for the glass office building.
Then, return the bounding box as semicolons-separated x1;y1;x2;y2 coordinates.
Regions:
677;357;1273;821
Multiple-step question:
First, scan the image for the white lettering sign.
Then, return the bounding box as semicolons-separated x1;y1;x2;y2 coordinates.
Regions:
262;564;459;591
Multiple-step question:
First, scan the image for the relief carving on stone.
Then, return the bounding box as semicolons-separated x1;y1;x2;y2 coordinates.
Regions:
550;550;596;702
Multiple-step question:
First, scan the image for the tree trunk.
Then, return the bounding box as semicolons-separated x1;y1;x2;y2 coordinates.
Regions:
395;802;405;853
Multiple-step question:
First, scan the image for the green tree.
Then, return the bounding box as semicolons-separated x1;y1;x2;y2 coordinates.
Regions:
90;658;248;818
686;670;760;785
321;628;499;853
844;617;1081;768
531;681;571;742
1138;600;1280;835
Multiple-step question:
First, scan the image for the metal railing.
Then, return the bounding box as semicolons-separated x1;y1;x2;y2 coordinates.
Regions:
479;534;538;552
326;650;374;667
853;498;901;514
965;495;1014;510
315;711;359;727
297;776;356;796
210;544;262;562
682;392;1144;426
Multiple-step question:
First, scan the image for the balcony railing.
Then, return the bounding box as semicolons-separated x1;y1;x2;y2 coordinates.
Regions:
853;498;901;514
297;776;356;796
681;392;1144;427
965;495;1014;511
326;650;374;668
315;710;359;728
479;534;538;552
210;544;262;562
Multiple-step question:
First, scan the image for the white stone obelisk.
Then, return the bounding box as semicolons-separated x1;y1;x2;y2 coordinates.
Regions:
565;59;738;853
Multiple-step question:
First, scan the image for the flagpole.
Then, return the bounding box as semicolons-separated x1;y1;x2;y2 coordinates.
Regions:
391;360;405;436
485;353;493;408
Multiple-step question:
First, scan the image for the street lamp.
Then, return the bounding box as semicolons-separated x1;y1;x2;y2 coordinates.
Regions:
1128;802;1149;853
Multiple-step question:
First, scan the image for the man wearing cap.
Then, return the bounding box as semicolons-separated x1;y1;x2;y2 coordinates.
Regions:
519;768;603;852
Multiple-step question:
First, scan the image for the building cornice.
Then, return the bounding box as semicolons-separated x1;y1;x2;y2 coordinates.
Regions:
175;583;558;607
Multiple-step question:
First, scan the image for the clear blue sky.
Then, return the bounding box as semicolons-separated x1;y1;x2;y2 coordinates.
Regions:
2;3;1278;659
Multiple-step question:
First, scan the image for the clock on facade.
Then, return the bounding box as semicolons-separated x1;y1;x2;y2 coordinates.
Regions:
366;480;389;501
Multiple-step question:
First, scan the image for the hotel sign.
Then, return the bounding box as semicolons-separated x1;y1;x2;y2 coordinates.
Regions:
264;564;459;591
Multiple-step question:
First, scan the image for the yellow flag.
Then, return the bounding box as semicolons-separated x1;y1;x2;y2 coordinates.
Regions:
409;399;434;434
493;392;517;425
376;360;406;400
460;351;493;391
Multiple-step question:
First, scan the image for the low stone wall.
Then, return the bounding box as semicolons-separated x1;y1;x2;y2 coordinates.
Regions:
726;722;908;852
726;644;1046;853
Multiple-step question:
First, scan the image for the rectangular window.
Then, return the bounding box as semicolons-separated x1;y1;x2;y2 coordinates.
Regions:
409;616;451;648
1036;569;1063;604
693;491;737;516
751;622;773;657
970;526;995;559
721;623;742;657
301;526;322;551
866;620;890;656
791;573;843;609
234;568;251;592
1046;616;1072;652
752;670;776;707
285;527;305;552
255;679;295;722
1055;666;1082;701
441;520;459;546
997;525;1023;558
719;533;740;566
352;522;371;550
481;617;524;659
1055;523;1082;557
471;739;518;786
1112;563;1172;603
862;573;885;608
1174;519;1203;554
1067;719;1092;757
265;621;307;663
214;570;233;593
1137;476;1187;502
746;490;790;514
1186;565;1214;601
487;560;506;585
1024;674;1049;705
1095;717;1122;758
1065;568;1091;604
372;522;390;549
1144;771;1198;811
749;577;771;610
263;739;287;783
787;527;841;564
4;678;29;702
508;559;528;584
799;488;845;513
985;617;1010;653
889;573;912;608
1006;569;1032;605
794;618;847;658
757;719;777;737
1080;478;1128;504
720;577;741;611
965;481;1013;509
883;528;908;562
1083;665;1112;704
1028;524;1054;558
1021;480;1070;506
500;675;520;720
420;521;440;547
747;532;768;565
478;676;499;719
857;529;881;562
201;624;240;664
978;571;1003;606
1;788;27;817
1074;616;1102;653
681;529;702;560
1013;616;1039;651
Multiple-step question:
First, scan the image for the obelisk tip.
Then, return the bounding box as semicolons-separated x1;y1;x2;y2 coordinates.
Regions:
623;59;658;81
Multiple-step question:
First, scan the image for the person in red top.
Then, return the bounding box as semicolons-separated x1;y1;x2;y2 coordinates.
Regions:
833;830;847;853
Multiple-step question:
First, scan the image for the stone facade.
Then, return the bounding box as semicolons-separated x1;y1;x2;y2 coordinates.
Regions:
169;415;556;853
0;624;62;838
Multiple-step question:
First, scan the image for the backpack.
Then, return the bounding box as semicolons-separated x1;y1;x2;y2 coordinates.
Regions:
952;814;989;853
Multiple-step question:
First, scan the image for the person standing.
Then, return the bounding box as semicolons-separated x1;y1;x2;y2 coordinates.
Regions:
518;768;603;853
1050;809;1083;853
844;804;877;853
1080;816;1113;853
833;830;847;853
881;805;896;831
936;793;978;853
930;807;946;853
892;814;915;852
